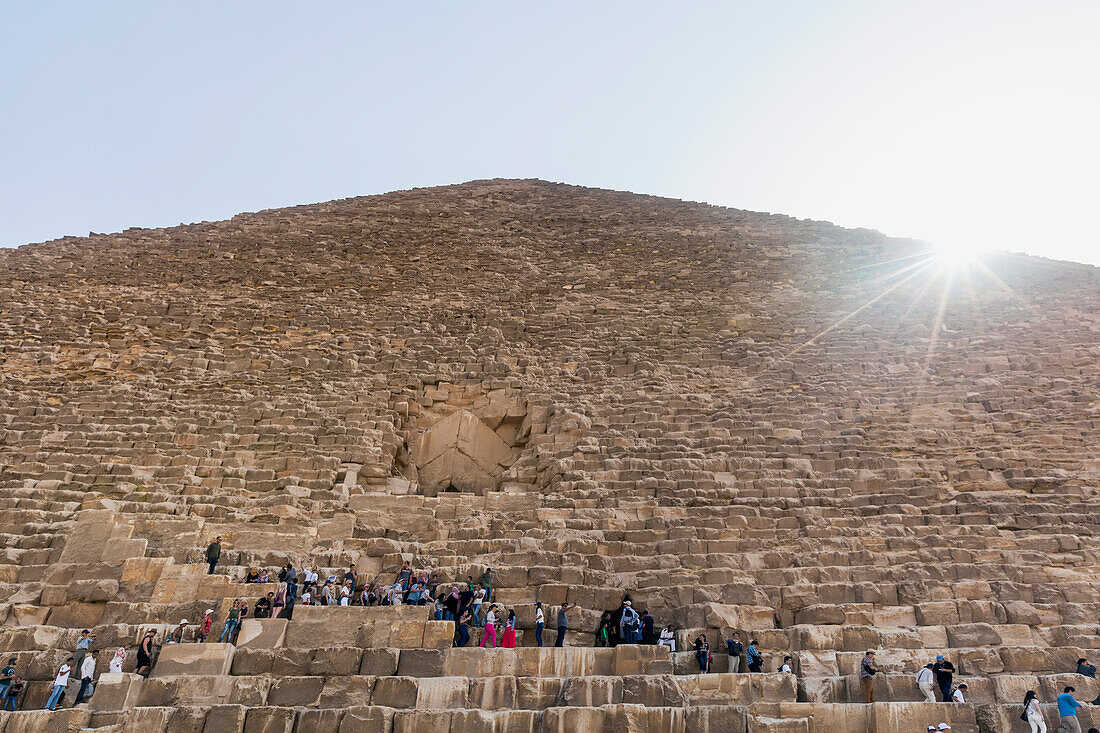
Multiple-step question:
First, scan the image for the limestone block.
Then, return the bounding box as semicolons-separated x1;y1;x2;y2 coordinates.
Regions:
541;706;606;733
486;710;540;733
153;642;234;676
558;676;622;706
415;676;469;708
338;706;395;732
232;649;274;675
515;676;562;710
393;710;452;733
468;675;518;710
268;676;324;707
237;618;287;649
272;649;313;676
310;648;363;677
359;648;400;676
445;648;519;678
423;620;455;650
294;709;344;733
373;676;419;708
687;705;749;732
677;673;752;705
397;648;444;677
89;671;145;712
243;707;295;733
869;702;978;732
319;676;377;709
621;674;687;706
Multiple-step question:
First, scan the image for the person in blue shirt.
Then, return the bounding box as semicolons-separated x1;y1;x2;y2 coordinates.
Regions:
1057;686;1083;732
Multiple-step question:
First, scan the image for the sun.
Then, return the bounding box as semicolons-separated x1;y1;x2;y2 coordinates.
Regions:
932;240;985;269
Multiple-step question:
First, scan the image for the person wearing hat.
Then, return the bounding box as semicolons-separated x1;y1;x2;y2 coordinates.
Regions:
933;655;955;702
620;600;642;644
198;610;215;642
167;620;189;644
916;662;937;702
860;650;878;703
0;657;15;705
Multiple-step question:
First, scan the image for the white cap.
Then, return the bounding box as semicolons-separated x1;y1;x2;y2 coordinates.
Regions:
938;726;952;731
205;609;214;615
624;600;632;606
179;619;189;624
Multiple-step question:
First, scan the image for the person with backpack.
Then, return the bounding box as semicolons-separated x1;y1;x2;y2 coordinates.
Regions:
780;655;794;674
860;650;879;703
917;663;937;702
619;601;641;644
726;632;744;672
746;639;763;673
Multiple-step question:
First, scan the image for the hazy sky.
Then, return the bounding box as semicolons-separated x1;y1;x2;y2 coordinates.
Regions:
3;2;1098;265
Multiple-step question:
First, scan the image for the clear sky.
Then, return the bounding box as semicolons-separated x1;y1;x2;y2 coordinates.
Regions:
3;2;1098;265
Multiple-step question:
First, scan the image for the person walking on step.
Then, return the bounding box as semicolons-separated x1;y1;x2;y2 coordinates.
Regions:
501;609;518;648
726;632;744;673
136;630;156;676
456;608;471;648
109;646;128;674
534;602;545;647
74;649;99;704
860;650;879;703
917;662;937;702
478;568;494;604
555;602;571;647
620;601;642;644
933;655;955;703
73;629;94;676
472;584;486;627
1058;686;1084;733
746;639;763;673
0;658;15;709
205;536;222;575
198;609;215;641
1022;690;1047;733
480;606;499;647
45;656;74;710
641;609;655;645
2;675;22;711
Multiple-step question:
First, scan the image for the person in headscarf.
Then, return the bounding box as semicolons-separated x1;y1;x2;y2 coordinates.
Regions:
501;609;518;648
272;584;287;617
109;645;129;674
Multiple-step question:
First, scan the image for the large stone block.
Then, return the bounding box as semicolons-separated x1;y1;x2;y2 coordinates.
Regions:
154;642;234;676
237;618;288;649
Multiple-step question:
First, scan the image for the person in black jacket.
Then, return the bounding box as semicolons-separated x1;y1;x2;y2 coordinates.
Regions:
933;655;955;702
726;632;744;672
640;610;655;644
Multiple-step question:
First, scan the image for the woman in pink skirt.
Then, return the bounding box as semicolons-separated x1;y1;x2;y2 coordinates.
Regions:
479;605;499;647
500;609;517;648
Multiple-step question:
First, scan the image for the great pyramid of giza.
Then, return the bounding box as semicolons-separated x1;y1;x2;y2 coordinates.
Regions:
1;179;1097;731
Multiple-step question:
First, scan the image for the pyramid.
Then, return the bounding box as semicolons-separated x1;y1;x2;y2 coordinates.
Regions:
0;179;1098;731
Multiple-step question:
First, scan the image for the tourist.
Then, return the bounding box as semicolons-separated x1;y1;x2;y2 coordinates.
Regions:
478;568;493;603
0;658;15;705
166;619;188;644
109;646;128;674
595;619;610;647
780;655;794;674
952;683;967;703
396;561;412;591
74;649;99;704
480;606;499;647
472;584;486;626
1022;690;1046;733
620;600;642;644
1076;658;1096;678
3;675;22;711
458;582;473;619
693;634;710;673
255;592;274;618
933;655;955;703
218;601;243;643
198;610;215;642
456;608;471;647
245;567;259;583
658;624;676;652
726;632;744;673
917;663;937;702
45;656;74;710
746;639;763;673
860;650;878;703
323;581;337;606
501;609;518;648
258;569;269;583
74;629;95;674
300;586;313;606
641;609;655;644
272;584;287;617
555;602;570;647
534;602;545;647
303;565;319;592
429;573;441;598
340;581;352;606
444;587;461;621
136;630;156;676
407;577;423;606
1057;686;1083;733
205;536;222;575
343;564;356;589
284;562;298;589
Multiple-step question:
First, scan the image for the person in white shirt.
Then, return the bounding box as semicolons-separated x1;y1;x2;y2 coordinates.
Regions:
658;625;676;653
340;582;352;606
779;655;794;674
916;664;937;702
952;683;967;703
45;657;74;710
472;586;486;627
109;646;127;674
75;650;99;704
534;602;545;647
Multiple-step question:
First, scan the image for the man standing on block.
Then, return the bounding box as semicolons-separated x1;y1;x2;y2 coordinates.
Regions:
555;602;570;647
205;536;222;575
860;650;878;703
917;663;937;702
74;649;99;704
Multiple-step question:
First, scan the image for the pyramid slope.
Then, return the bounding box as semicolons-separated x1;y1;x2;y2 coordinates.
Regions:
0;179;1098;730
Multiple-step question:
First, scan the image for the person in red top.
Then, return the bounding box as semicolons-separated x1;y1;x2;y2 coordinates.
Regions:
198;610;215;642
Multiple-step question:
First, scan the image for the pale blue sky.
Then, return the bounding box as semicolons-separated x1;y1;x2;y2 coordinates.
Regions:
3;2;1098;264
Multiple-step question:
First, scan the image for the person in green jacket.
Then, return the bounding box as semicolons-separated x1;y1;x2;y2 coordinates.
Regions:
205;536;222;575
